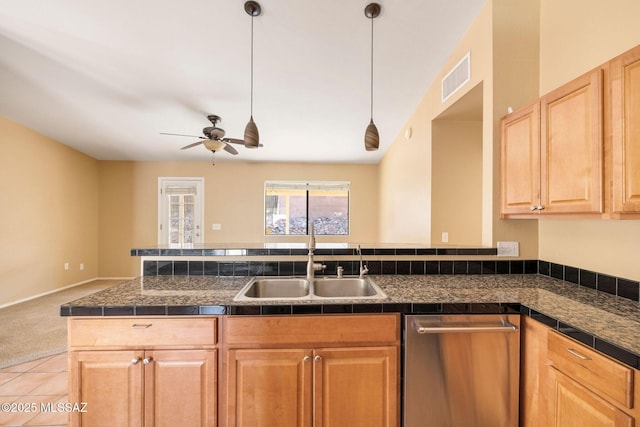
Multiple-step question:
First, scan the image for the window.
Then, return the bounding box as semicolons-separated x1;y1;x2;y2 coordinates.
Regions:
158;178;204;246
265;181;350;235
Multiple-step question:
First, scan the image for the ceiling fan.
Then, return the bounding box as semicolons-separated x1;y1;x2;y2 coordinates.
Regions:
161;114;261;162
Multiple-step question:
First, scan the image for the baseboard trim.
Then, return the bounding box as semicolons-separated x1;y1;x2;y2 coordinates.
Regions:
0;277;133;309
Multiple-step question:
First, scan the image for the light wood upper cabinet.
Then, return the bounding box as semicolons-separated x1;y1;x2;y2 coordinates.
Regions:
611;44;640;216
500;102;541;216
500;68;604;217
540;68;604;214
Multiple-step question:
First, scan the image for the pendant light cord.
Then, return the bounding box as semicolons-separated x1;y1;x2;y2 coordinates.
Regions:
250;14;254;117
370;14;374;120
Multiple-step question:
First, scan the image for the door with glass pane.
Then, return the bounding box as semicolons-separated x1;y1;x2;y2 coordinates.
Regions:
158;178;204;246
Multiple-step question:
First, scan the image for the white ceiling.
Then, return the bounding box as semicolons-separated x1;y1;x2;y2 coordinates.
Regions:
0;0;485;164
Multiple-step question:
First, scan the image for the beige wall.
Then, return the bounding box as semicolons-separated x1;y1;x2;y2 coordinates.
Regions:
0;117;99;307
378;1;494;245
537;0;640;281
98;161;379;277
378;0;541;259
431;119;483;245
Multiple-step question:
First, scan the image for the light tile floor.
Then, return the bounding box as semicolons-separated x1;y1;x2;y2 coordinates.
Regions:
0;353;68;427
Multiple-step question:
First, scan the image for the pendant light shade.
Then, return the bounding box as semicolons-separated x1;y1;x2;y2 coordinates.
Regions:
364;3;380;151
244;1;261;149
244;115;259;148
365;119;379;151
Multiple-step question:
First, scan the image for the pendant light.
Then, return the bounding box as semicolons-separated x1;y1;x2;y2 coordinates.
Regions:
244;1;261;149
364;3;381;151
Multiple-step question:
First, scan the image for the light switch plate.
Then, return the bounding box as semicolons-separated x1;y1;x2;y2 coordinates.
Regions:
212;223;222;231
497;241;519;257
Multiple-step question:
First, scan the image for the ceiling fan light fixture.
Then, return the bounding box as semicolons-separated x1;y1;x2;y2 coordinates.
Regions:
364;3;381;151
244;1;261;149
203;139;226;152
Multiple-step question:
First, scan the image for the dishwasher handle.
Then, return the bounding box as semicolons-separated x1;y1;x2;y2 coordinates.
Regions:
413;319;518;334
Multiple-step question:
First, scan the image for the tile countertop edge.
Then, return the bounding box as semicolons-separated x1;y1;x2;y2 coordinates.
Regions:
60;274;640;369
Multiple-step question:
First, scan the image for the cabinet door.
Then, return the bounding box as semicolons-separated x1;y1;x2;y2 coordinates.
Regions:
520;317;549;427
314;347;398;427
225;348;313;427
548;367;633;427
69;350;144;427
144;350;217;427
500;102;541;216
611;45;640;214
540;68;604;214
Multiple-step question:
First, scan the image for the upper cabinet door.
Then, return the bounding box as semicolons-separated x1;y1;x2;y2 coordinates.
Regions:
611;45;640;215
500;102;541;216
540;68;604;214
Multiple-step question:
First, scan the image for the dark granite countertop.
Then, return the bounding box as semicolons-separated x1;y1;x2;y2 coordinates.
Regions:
60;274;640;368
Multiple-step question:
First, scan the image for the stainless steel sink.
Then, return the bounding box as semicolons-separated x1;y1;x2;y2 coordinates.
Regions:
313;278;385;298
234;277;310;300
233;276;386;301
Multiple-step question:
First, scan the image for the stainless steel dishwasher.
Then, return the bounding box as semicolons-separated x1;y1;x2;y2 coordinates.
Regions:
404;314;520;427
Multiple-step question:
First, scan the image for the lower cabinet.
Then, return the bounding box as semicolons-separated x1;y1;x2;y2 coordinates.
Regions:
69;349;217;427
67;317;218;427
548;367;633;426
221;314;400;427
547;331;636;427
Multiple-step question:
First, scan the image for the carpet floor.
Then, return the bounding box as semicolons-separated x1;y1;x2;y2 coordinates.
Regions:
0;280;125;369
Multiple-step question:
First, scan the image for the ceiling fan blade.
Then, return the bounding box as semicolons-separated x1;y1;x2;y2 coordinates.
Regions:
223;143;239;155
180;141;204;150
224;138;246;145
224;137;265;148
161;132;205;139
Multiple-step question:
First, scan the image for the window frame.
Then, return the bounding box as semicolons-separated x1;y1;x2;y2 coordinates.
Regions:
264;180;351;236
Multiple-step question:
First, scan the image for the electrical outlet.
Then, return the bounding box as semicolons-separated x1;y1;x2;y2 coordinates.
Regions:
80;263;85;270
212;223;222;231
441;232;449;243
64;263;69;270
497;241;519;257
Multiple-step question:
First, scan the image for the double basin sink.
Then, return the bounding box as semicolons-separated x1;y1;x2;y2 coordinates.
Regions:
233;276;387;301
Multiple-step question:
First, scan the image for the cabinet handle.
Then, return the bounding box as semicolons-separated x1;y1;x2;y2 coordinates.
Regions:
131;324;152;329
567;348;591;361
537;205;545;211
314;355;322;362
143;357;154;365
530;205;538;211
303;356;311;363
131;357;142;365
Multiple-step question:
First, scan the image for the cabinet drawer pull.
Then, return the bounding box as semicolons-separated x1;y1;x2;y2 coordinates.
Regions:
314;355;322;362
143;357;153;365
567;348;591;361
303;356;311;363
131;324;152;329
131;357;142;365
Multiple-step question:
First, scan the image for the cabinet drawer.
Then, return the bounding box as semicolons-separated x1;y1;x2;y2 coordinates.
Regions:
548;331;634;409
223;314;400;347
68;317;217;348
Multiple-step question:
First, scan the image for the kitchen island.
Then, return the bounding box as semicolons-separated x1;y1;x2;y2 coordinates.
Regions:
61;273;640;426
61;273;639;365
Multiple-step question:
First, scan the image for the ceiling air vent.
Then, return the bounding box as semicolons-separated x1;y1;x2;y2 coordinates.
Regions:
441;52;470;103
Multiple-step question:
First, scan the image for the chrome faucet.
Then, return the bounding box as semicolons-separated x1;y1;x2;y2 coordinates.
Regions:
306;222;325;281
357;245;369;278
